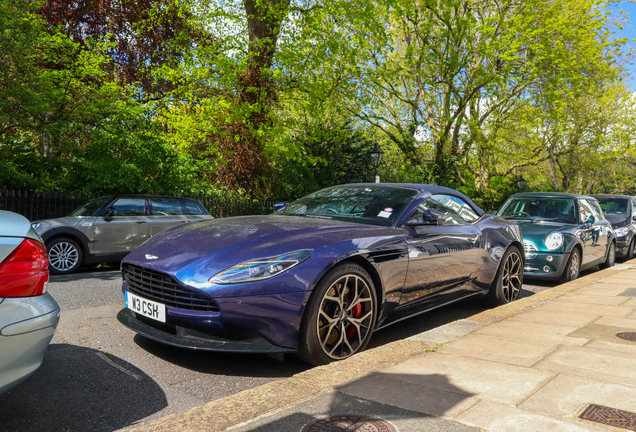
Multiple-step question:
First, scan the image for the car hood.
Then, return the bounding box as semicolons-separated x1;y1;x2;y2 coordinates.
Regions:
515;220;575;250
605;214;630;228
124;215;400;276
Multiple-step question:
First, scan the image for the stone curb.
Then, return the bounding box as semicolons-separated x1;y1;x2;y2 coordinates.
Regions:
126;262;636;432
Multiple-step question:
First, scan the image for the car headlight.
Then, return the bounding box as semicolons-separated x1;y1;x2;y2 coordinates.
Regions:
210;249;313;284
545;232;564;250
615;227;629;237
31;222;40;231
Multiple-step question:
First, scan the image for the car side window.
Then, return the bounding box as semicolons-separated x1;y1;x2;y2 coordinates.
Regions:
417;194;478;225
150;198;183;216
182;200;207;215
579;199;597;223
110;198;146;217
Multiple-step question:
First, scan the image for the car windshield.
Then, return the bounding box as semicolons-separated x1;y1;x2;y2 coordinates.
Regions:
68;196;112;217
498;197;577;224
597;198;629;223
276;185;419;226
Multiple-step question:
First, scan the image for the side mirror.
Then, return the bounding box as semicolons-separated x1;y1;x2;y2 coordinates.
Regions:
104;207;115;221
401;209;446;227
273;202;288;212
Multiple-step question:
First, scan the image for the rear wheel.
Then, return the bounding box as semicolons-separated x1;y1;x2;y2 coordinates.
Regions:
600;241;616;269
297;263;377;366
560;248;581;283
47;237;83;274
486;245;523;307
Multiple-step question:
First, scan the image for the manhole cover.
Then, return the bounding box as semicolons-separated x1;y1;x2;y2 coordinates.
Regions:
617;332;636;342
580;404;636;430
301;415;398;432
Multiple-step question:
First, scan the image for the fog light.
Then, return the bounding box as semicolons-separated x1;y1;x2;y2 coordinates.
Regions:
543;266;550;272
546;255;553;262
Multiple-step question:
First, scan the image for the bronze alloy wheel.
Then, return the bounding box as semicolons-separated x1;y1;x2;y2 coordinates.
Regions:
487;245;523;307
317;274;374;360
501;250;523;303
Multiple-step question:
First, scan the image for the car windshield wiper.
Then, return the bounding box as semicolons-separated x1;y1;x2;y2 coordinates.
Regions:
501;215;533;220
534;218;572;223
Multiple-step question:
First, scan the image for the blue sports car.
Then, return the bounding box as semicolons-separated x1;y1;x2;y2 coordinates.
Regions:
117;184;524;365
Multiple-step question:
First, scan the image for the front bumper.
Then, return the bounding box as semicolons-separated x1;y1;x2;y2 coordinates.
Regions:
0;293;60;395
615;236;633;258
523;251;569;280
118;284;310;353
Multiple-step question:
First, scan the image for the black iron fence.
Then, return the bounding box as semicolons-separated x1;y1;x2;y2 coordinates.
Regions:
0;190;280;221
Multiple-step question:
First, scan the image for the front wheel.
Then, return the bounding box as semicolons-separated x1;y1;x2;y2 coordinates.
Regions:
47;237;83;274
297;263;377;366
627;238;635;260
486;245;523;307
560;248;581;283
600;241;616;269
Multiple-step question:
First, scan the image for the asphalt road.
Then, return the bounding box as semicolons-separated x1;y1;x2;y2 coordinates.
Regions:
0;267;572;432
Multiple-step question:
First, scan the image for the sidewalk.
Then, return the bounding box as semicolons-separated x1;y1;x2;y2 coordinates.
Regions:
129;260;636;432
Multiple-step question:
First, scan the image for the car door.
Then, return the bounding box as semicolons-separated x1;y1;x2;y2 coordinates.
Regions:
148;197;189;236
578;199;604;266
92;198;151;255
400;194;482;306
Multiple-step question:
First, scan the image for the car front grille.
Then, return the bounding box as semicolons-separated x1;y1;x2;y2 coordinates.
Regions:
123;263;219;312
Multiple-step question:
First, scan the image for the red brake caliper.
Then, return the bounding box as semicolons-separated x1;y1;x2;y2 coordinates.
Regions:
346;303;362;339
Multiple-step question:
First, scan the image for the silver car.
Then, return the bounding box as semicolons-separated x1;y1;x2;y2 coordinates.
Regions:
0;210;60;396
32;195;213;274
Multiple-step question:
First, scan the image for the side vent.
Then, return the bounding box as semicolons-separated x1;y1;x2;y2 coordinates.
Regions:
367;250;407;264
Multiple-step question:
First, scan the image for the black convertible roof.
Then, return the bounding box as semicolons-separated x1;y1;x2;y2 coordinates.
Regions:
343;183;485;216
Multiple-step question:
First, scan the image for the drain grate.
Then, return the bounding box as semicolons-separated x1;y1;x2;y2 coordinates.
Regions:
579;404;636;431
301;415;398;432
617;332;636;342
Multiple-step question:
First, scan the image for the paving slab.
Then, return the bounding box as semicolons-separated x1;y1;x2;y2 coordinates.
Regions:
575;286;634;296
534;345;636;386
407;319;488;344
552;294;631;306
593;315;636;329
338;372;479;418
519;373;636;419
227;391;479;432
618;288;636;296
585;339;636;355
456;400;608;432
532;301;634;318
382;352;556;406
474;320;588;346
567;323;636;346
506;310;600;327
437;333;561;366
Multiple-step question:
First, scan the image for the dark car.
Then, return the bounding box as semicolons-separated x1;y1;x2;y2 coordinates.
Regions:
116;183;524;365
32;196;213;274
591;194;636;260
497;193;616;282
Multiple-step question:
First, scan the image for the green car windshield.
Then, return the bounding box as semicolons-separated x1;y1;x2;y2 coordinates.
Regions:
276;185;418;227
498;197;577;224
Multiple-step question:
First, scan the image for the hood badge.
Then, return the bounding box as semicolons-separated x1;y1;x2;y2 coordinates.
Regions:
145;254;159;260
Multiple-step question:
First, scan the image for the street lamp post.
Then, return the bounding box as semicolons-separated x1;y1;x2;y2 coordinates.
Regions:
517;174;527;191
369;143;384;183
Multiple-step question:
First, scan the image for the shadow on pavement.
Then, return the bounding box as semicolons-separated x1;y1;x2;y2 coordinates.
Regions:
133;334;310;378
233;375;478;431
49;267;121;283
0;344;167;432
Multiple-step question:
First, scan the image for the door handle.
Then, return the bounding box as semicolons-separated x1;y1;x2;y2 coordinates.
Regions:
134;220;146;224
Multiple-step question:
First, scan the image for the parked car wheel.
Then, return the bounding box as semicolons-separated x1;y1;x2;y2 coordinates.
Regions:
486;245;523;307
297;263;377;366
627;238;635;260
600;241;616;269
47;237;83;274
561;248;581;282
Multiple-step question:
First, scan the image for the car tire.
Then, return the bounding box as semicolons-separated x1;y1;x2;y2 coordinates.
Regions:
47;237;83;275
560;247;581;283
296;262;377;366
627;238;635;260
486;245;523;307
600;241;616;269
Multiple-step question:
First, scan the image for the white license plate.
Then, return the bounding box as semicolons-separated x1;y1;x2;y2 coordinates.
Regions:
125;291;166;323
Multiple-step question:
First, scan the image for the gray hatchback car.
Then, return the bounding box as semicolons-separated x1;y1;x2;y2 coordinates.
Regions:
32;195;213;274
0;210;60;396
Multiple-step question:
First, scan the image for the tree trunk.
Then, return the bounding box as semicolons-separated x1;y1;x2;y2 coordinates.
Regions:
549;157;559;190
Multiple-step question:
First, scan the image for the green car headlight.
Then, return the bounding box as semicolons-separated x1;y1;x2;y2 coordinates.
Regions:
545;232;564;250
210;249;313;285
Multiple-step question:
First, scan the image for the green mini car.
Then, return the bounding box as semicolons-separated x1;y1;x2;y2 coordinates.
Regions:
497;193;617;281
